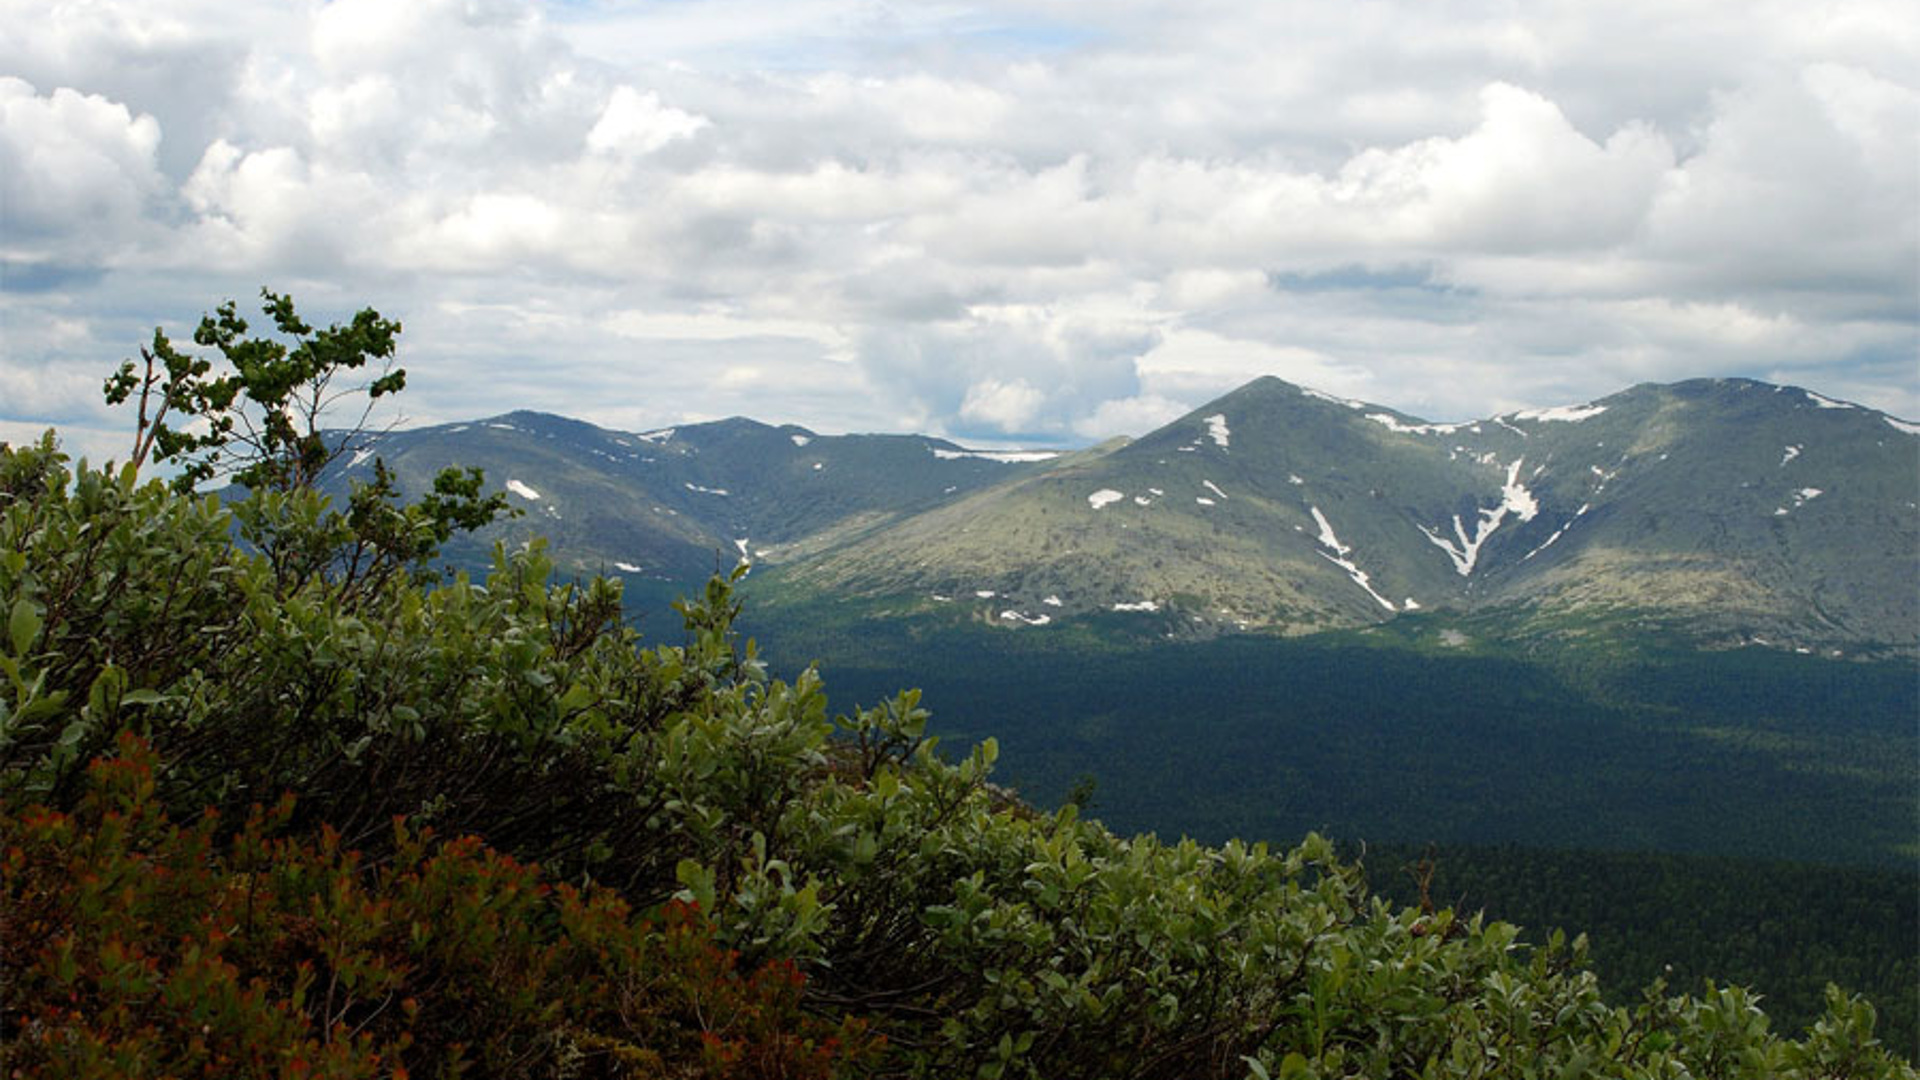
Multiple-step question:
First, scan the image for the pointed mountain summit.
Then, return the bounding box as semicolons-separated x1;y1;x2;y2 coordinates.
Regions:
758;376;1918;653
318;376;1916;654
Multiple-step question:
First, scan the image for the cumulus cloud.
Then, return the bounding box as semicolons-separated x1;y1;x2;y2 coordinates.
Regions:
959;378;1046;431
0;79;164;253
587;86;709;157
1;0;1914;447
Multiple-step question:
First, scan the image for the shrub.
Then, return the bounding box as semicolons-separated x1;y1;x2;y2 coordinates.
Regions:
2;733;881;1078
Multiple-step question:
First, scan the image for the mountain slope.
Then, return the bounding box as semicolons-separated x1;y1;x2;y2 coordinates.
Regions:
316;376;1916;652
757;377;1919;652
323;410;1060;581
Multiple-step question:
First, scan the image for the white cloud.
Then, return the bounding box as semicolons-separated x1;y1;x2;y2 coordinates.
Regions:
0;0;1913;445
1335;82;1674;250
587;86;708;157
959;377;1046;431
1072;393;1191;439
1136;330;1377;405
0;78;163;251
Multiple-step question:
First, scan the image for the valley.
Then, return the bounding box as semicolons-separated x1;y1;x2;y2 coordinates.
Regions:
313;374;1919;1052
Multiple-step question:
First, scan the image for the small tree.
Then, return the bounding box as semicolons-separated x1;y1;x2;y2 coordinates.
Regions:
104;288;406;494
103;289;510;594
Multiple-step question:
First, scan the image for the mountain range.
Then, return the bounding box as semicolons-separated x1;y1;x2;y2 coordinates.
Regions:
306;374;1919;1045
340;375;1919;656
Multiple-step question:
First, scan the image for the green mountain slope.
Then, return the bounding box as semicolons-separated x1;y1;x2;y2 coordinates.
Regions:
757;376;1919;653
322;409;1059;583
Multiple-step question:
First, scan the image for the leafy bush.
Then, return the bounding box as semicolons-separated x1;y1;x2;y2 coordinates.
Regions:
2;732;880;1077
2;435;1912;1079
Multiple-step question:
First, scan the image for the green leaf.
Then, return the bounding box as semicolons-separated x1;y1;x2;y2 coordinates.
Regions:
675;859;717;914
8;598;41;657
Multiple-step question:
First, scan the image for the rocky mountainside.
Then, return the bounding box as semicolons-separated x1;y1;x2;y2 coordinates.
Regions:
328;377;1919;654
764;377;1918;653
328;409;1059;583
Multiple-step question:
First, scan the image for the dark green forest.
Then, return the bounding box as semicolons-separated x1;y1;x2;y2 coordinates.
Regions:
745;612;1915;866
3;295;1913;1077
743;590;1920;1059
1363;845;1918;1059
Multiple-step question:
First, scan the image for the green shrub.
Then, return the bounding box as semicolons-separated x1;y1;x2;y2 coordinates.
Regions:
2;732;881;1078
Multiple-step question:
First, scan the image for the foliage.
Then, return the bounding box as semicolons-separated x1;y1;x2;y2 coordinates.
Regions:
103;288;406;494
100;289;512;600
1363;842;1920;1060
3;733;881;1078
1;436;1912;1078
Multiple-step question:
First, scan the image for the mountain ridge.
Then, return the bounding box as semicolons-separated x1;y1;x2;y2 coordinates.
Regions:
757;375;1916;653
324;375;1919;655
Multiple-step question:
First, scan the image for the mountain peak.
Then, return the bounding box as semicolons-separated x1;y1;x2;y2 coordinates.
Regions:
765;372;1917;653
345;374;1916;655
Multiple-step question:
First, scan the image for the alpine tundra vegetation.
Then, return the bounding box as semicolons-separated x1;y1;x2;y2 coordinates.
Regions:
1;295;1912;1077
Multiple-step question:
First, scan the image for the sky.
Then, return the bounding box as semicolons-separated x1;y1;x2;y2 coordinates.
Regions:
3;0;1916;461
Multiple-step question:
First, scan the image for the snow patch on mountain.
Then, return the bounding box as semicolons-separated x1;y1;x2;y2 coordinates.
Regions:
684;482;730;496
1204;414;1231;448
1774;488;1820;511
1308;506;1398;612
1112;599;1160;612
999;610;1051;626
1196;497;1216;506
1780;445;1801;467
790;434;811;447
933;447;1061;463
1523;525;1570;562
1804;391;1854;411
1302;387;1365;409
1288;474;1304;485
615;561;642;573
637;428;675;443
1203;480;1228;501
1513;404;1607;423
1887;416;1920;436
1419;460;1539;576
1043;595;1063;607
1088;489;1124;510
505;479;541;500
1367;413;1466;436
1309;506;1348;556
347;447;376;469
